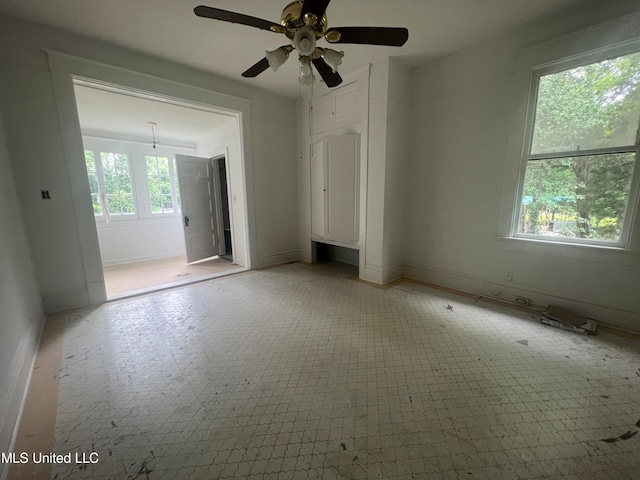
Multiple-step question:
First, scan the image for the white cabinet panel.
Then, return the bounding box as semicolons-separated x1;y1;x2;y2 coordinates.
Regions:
311;135;360;247
310;82;360;135
311;92;335;133
311;141;325;237
334;84;359;125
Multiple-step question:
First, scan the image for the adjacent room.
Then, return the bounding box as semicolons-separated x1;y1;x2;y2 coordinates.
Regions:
73;81;244;298
1;1;639;479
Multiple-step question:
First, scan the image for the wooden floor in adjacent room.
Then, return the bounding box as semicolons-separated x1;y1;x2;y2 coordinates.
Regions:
102;255;243;298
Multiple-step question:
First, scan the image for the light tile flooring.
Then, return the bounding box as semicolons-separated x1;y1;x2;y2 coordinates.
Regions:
102;255;242;298
14;262;640;479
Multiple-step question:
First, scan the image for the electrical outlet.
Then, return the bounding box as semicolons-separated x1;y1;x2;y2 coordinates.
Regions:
505;271;513;282
515;296;530;306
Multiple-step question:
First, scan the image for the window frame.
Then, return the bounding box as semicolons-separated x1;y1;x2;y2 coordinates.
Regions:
84;148;139;221
82;137;190;223
144;154;181;216
508;39;640;249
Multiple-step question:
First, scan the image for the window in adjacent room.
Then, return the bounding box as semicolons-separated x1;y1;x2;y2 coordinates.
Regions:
145;155;180;214
516;49;640;246
84;150;137;217
84;150;102;216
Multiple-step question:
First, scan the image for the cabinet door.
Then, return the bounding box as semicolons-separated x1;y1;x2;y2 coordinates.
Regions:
334;83;359;126
311;142;325;237
324;136;359;243
310;93;335;134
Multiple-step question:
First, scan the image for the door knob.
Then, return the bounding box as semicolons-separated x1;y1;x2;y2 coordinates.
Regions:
184;216;190;227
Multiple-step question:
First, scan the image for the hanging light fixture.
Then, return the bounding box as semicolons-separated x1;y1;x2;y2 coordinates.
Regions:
266;46;293;72
299;56;314;86
148;121;159;149
322;48;344;73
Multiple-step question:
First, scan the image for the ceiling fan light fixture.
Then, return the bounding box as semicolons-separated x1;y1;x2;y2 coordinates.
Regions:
322;48;344;73
266;46;290;72
299;57;314;85
293;26;317;56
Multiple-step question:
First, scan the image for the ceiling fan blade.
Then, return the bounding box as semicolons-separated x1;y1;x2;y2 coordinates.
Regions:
326;26;409;46
242;58;270;78
194;6;280;32
300;0;331;21
312;57;342;88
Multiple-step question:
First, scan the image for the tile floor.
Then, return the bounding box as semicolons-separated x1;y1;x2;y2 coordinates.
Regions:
15;262;640;479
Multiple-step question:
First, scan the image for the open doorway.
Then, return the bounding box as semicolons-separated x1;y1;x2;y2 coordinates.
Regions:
73;80;246;299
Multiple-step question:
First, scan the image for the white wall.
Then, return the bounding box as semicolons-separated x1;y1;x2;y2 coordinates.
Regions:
0;107;44;476
196;112;300;270
405;3;640;331
382;59;410;282
249;114;299;268
97;218;186;266
0;14;298;312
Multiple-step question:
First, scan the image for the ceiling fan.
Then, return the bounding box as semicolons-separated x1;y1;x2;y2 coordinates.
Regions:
194;0;409;88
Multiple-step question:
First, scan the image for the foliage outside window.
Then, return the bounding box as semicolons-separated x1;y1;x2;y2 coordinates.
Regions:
100;152;135;215
146;155;180;214
84;150;136;217
83;150;102;215
518;50;640;244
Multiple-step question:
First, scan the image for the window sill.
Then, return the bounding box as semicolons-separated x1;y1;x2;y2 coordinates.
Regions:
494;236;640;267
95;215;182;228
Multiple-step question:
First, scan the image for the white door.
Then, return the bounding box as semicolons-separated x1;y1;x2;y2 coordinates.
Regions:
325;135;360;243
175;155;224;263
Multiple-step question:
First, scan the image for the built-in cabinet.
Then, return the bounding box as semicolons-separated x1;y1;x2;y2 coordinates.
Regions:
311;82;360;135
311;134;360;247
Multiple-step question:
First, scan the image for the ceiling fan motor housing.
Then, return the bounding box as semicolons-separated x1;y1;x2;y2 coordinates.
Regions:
281;1;328;34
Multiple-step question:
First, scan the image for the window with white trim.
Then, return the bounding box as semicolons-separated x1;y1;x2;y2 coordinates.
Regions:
516;49;640;246
145;155;181;214
100;151;136;216
84;146;183;219
84;150;136;218
84;150;102;216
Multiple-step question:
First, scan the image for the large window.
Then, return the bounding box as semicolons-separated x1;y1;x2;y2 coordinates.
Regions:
101;152;135;215
84;144;183;220
145;155;180;214
517;50;640;245
84;150;136;218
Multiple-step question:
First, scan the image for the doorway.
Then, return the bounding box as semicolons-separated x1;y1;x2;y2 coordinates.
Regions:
72;79;248;299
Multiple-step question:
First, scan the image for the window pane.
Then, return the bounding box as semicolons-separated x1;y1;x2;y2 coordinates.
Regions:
84;151;95;172
84;151;103;216
101;152;135;215
518;153;635;242
174;158;181;212
146;156;175;214
91;194;102;215
531;52;640;154
162;194;173;211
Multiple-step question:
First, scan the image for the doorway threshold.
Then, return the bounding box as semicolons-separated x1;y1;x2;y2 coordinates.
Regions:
106;266;248;302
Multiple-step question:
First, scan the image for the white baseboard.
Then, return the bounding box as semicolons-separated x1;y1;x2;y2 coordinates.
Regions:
359;264;404;285
382;265;404;284
0;313;45;480
255;250;300;269
42;286;89;314
403;263;640;333
101;251;186;267
298;250;312;263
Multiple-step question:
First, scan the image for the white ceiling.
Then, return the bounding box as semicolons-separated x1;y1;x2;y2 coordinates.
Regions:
74;84;235;145
0;0;585;98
